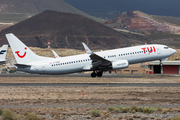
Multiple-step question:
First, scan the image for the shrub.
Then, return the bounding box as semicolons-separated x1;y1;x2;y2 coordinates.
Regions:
132;110;136;113
27;114;40;120
108;106;116;112
156;106;162;111
172;116;180;120
131;106;138;112
90;110;100;117
115;108;121;113
138;106;144;112
2;110;13;120
117;106;123;111
2;110;21;120
0;109;3;115
143;106;155;113
24;111;29;116
168;107;173;112
122;107;130;113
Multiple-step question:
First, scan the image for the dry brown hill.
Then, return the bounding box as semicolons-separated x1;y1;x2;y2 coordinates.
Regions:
0;10;134;50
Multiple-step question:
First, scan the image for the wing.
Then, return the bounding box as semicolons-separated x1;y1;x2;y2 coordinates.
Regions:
82;42;111;70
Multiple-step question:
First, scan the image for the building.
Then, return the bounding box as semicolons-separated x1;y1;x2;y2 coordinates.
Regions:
149;61;180;74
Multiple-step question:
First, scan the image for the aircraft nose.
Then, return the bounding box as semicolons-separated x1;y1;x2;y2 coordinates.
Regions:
171;48;176;54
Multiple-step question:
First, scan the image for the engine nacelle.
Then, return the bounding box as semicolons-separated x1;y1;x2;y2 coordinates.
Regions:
112;60;129;70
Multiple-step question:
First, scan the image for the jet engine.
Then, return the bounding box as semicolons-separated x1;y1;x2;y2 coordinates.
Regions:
111;60;129;70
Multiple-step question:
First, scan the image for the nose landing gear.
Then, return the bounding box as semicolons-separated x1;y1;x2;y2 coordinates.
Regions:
91;71;103;77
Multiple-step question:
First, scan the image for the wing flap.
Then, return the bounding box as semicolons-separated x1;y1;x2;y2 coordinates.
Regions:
82;42;111;70
14;64;31;67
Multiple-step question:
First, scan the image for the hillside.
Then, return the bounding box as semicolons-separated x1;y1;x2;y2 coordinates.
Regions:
64;0;180;19
0;10;134;50
0;0;101;23
104;11;180;35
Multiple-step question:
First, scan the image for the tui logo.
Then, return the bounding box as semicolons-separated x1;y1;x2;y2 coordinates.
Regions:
0;50;6;54
15;47;27;58
141;46;156;54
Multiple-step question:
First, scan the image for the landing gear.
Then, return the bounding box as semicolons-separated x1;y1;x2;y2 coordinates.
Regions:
91;72;96;78
159;60;163;66
91;71;103;78
97;71;103;77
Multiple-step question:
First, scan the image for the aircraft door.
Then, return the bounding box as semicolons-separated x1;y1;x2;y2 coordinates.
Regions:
42;65;46;73
157;47;161;54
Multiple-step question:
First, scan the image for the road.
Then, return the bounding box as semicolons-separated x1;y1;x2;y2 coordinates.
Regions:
0;83;179;87
0;105;180;108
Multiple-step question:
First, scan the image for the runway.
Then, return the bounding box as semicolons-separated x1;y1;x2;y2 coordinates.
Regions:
0;73;143;78
0;83;180;87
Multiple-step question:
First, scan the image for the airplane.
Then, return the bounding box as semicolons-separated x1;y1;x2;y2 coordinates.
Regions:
52;50;60;58
5;33;176;77
0;45;8;65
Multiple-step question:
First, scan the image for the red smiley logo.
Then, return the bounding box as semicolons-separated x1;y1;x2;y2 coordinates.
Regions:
15;47;27;58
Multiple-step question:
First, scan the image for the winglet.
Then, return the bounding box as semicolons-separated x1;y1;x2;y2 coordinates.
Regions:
82;42;93;54
52;50;60;58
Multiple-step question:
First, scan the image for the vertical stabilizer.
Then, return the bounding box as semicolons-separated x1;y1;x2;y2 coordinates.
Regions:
5;33;50;64
0;45;8;61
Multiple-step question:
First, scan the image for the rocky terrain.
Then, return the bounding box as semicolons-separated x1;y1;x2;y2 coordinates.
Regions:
104;11;180;35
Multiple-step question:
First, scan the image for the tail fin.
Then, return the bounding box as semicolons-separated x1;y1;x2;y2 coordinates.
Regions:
0;45;8;61
5;33;52;64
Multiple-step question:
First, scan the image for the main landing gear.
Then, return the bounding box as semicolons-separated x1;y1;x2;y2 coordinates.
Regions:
91;71;103;78
159;60;163;66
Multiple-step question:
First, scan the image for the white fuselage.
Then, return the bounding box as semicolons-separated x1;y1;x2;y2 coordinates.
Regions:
17;44;176;75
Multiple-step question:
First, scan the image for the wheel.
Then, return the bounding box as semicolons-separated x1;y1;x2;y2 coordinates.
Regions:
97;72;103;77
91;72;96;78
159;60;163;66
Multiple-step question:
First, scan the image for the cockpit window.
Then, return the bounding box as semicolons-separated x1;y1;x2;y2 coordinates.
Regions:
164;47;168;49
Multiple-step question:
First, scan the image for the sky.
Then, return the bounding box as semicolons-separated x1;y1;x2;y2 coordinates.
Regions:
64;0;180;19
